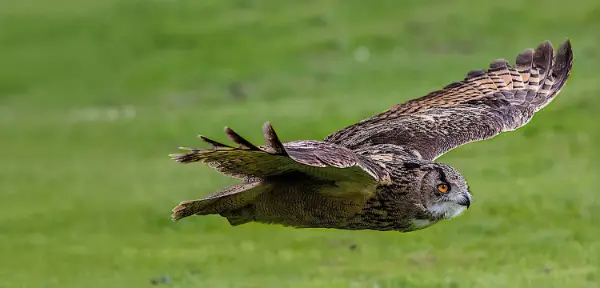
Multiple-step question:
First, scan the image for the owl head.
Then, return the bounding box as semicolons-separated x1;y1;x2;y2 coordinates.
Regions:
406;162;472;220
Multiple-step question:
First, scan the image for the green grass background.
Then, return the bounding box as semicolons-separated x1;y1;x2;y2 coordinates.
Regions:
1;0;600;287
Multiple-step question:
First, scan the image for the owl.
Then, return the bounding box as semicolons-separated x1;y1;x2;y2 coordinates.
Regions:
169;40;573;232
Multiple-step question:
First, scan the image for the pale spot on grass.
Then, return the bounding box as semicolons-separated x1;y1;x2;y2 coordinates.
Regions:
354;46;371;63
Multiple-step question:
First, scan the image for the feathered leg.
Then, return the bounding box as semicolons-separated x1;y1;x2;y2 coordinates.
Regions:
172;181;264;221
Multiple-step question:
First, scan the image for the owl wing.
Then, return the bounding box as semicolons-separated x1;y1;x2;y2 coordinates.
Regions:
170;123;393;221
170;122;391;189
324;40;573;160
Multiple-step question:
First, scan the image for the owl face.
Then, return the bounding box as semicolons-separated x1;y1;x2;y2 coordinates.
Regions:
420;163;472;220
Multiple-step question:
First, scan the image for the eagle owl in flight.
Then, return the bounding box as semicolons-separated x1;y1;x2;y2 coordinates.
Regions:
169;40;573;232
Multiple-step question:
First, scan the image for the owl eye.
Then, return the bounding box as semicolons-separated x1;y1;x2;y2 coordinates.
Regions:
437;184;449;193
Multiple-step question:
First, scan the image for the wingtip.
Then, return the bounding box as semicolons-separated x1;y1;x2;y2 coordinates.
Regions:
551;39;574;76
489;59;509;70
515;49;534;66
532;40;554;77
223;126;260;150
262;121;287;155
223;126;240;142
169;153;191;163
262;122;271;134
545;38;574;98
168;153;182;159
169;147;192;162
558;39;573;58
536;39;572;55
262;121;274;135
537;40;553;52
198;134;233;149
535;40;554;56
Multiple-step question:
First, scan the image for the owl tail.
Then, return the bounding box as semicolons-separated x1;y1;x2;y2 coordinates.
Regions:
171;181;265;222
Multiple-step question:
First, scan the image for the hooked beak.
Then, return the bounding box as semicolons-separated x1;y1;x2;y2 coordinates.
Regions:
457;194;471;209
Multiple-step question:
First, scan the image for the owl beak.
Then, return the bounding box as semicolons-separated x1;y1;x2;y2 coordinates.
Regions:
457;194;471;209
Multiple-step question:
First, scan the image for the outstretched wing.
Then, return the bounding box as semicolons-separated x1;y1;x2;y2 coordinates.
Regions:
170;122;391;186
325;40;573;160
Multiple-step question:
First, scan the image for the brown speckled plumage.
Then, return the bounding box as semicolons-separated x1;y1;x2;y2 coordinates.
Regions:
169;40;573;232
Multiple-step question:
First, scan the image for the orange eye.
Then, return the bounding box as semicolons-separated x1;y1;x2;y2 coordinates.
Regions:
437;184;449;193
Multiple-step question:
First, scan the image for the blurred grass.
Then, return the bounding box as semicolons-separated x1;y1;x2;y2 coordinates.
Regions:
1;0;600;287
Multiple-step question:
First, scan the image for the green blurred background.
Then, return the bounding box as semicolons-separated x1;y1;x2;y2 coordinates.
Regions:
1;0;599;287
